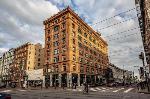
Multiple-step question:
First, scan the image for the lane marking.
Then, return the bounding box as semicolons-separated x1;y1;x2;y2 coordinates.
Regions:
95;87;102;91
90;88;97;91
0;90;12;92
113;88;124;92
124;88;134;93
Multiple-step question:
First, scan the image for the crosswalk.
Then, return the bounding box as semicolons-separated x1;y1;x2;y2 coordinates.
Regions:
66;87;135;93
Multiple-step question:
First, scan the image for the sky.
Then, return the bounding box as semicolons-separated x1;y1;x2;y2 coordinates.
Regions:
0;0;144;76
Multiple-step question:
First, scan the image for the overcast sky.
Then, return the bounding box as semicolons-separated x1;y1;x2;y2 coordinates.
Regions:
0;0;144;76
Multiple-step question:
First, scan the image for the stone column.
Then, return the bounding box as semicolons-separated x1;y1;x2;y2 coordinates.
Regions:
50;74;52;87
59;74;62;87
42;76;45;88
67;73;72;87
78;74;80;86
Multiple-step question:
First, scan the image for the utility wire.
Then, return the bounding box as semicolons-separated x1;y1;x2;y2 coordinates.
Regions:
106;32;139;41
91;7;136;26
97;16;138;31
103;27;140;38
109;46;143;54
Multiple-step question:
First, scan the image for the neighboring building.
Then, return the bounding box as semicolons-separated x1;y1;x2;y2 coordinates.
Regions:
135;0;150;73
0;48;14;84
0;57;2;79
109;64;133;84
34;44;45;69
11;42;44;86
43;7;109;87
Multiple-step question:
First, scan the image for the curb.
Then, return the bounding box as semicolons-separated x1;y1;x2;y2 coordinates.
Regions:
138;91;150;94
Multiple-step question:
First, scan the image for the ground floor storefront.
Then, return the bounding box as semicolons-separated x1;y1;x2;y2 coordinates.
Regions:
44;73;106;87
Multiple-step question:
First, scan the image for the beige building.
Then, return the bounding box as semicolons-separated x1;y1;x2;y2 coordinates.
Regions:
11;42;44;85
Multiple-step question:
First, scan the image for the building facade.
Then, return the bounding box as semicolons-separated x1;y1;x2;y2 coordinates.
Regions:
109;64;133;84
43;7;109;87
10;42;44;86
0;48;14;84
135;0;150;73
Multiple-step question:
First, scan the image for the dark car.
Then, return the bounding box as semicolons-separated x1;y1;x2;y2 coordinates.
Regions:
0;93;11;99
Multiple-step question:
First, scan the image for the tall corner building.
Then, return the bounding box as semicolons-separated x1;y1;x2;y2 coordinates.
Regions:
43;6;109;87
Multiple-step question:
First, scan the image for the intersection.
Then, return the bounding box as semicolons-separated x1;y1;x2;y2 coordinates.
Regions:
0;86;149;99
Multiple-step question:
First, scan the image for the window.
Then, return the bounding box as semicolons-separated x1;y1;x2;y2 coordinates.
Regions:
72;31;75;37
78;28;82;34
85;54;88;58
53;41;59;47
79;50;83;55
62;30;66;37
78;42;82;48
73;39;75;44
84;40;87;44
63;64;66;71
62;22;66;28
48;23;50;27
62;38;65;44
80;65;84;73
54;19;58;24
73;65;76;71
53;34;59;39
79;57;83;62
62;56;66;61
89;36;92;41
62;16;65;20
62;45;66;53
72;23;75;29
47;44;50;48
54;56;59;63
78;35;82;41
54;25;59;32
93;39;96;44
54;49;59;55
38;63;40;66
73;47;75;52
28;61;30;64
48;30;50;34
47;37;50;41
73;55;76;61
84;33;87;38
38;58;40;61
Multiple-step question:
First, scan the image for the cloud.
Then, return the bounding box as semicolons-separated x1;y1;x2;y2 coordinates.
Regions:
0;0;59;55
0;0;143;76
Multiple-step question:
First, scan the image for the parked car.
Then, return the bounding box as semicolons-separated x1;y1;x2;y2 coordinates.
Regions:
0;93;11;99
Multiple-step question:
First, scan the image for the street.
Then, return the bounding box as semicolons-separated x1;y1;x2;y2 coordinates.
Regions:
0;86;150;99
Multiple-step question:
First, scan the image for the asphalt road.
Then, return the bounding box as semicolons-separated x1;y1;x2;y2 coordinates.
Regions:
0;86;150;99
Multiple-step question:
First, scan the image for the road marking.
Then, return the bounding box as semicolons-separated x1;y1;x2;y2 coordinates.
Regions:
17;89;27;92
78;89;82;91
90;88;97;91
102;87;106;89
0;90;12;92
124;88;134;93
113;88;124;92
95;87;102;91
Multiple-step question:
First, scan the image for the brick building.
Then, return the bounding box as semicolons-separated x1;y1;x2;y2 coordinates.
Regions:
10;42;44;86
43;7;109;87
